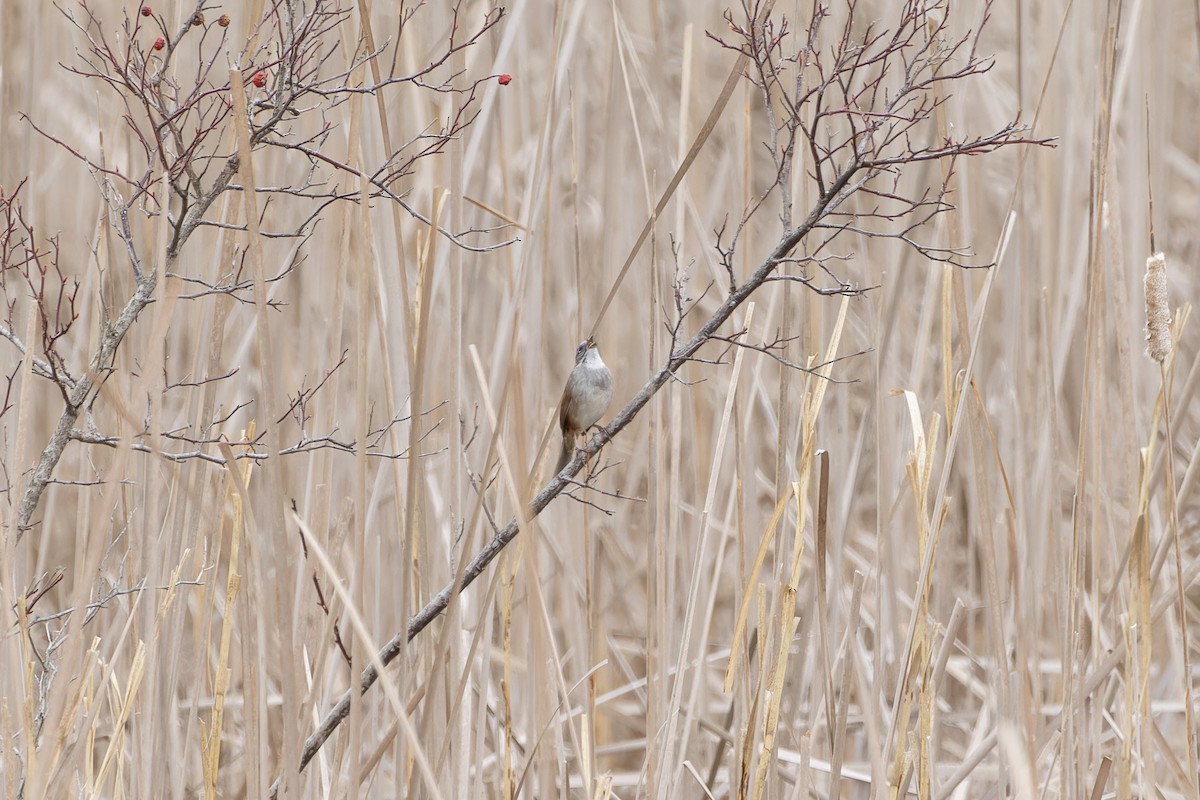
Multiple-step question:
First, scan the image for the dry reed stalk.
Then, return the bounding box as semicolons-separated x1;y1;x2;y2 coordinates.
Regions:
1143;249;1199;793
228;64;305;795
660;302;756;795
353;14;421;698
1088;756;1113;800
886;390;943;797
91;640;146;791
1063;2;1121;786
737;298;846;798
203;441;250;795
344;49;379;799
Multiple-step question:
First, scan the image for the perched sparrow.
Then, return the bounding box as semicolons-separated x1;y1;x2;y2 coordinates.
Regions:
556;336;613;472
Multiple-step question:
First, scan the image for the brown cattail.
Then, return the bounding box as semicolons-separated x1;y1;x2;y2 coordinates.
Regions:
1144;252;1171;363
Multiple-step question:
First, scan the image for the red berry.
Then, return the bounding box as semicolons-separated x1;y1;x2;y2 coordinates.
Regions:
497;73;512;86
252;71;267;88
152;36;165;51
140;5;151;16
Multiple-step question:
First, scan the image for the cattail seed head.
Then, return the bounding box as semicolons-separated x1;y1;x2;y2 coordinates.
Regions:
1144;252;1171;363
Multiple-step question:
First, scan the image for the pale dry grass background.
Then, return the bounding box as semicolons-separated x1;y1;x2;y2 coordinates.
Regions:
1;0;1199;797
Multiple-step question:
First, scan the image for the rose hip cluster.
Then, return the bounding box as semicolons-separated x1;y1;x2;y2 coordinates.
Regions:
141;6;262;87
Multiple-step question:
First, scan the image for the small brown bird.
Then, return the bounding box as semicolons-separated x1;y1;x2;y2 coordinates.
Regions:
556;336;613;472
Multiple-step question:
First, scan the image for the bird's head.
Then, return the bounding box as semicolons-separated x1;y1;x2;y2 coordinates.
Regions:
575;336;601;365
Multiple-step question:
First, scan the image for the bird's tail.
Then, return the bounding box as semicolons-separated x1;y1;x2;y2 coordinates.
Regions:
555;436;572;473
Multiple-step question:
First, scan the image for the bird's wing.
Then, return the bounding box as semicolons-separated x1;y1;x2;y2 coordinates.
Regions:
559;374;574;435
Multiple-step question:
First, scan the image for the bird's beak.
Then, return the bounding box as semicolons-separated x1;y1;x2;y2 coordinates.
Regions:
587;335;597;349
